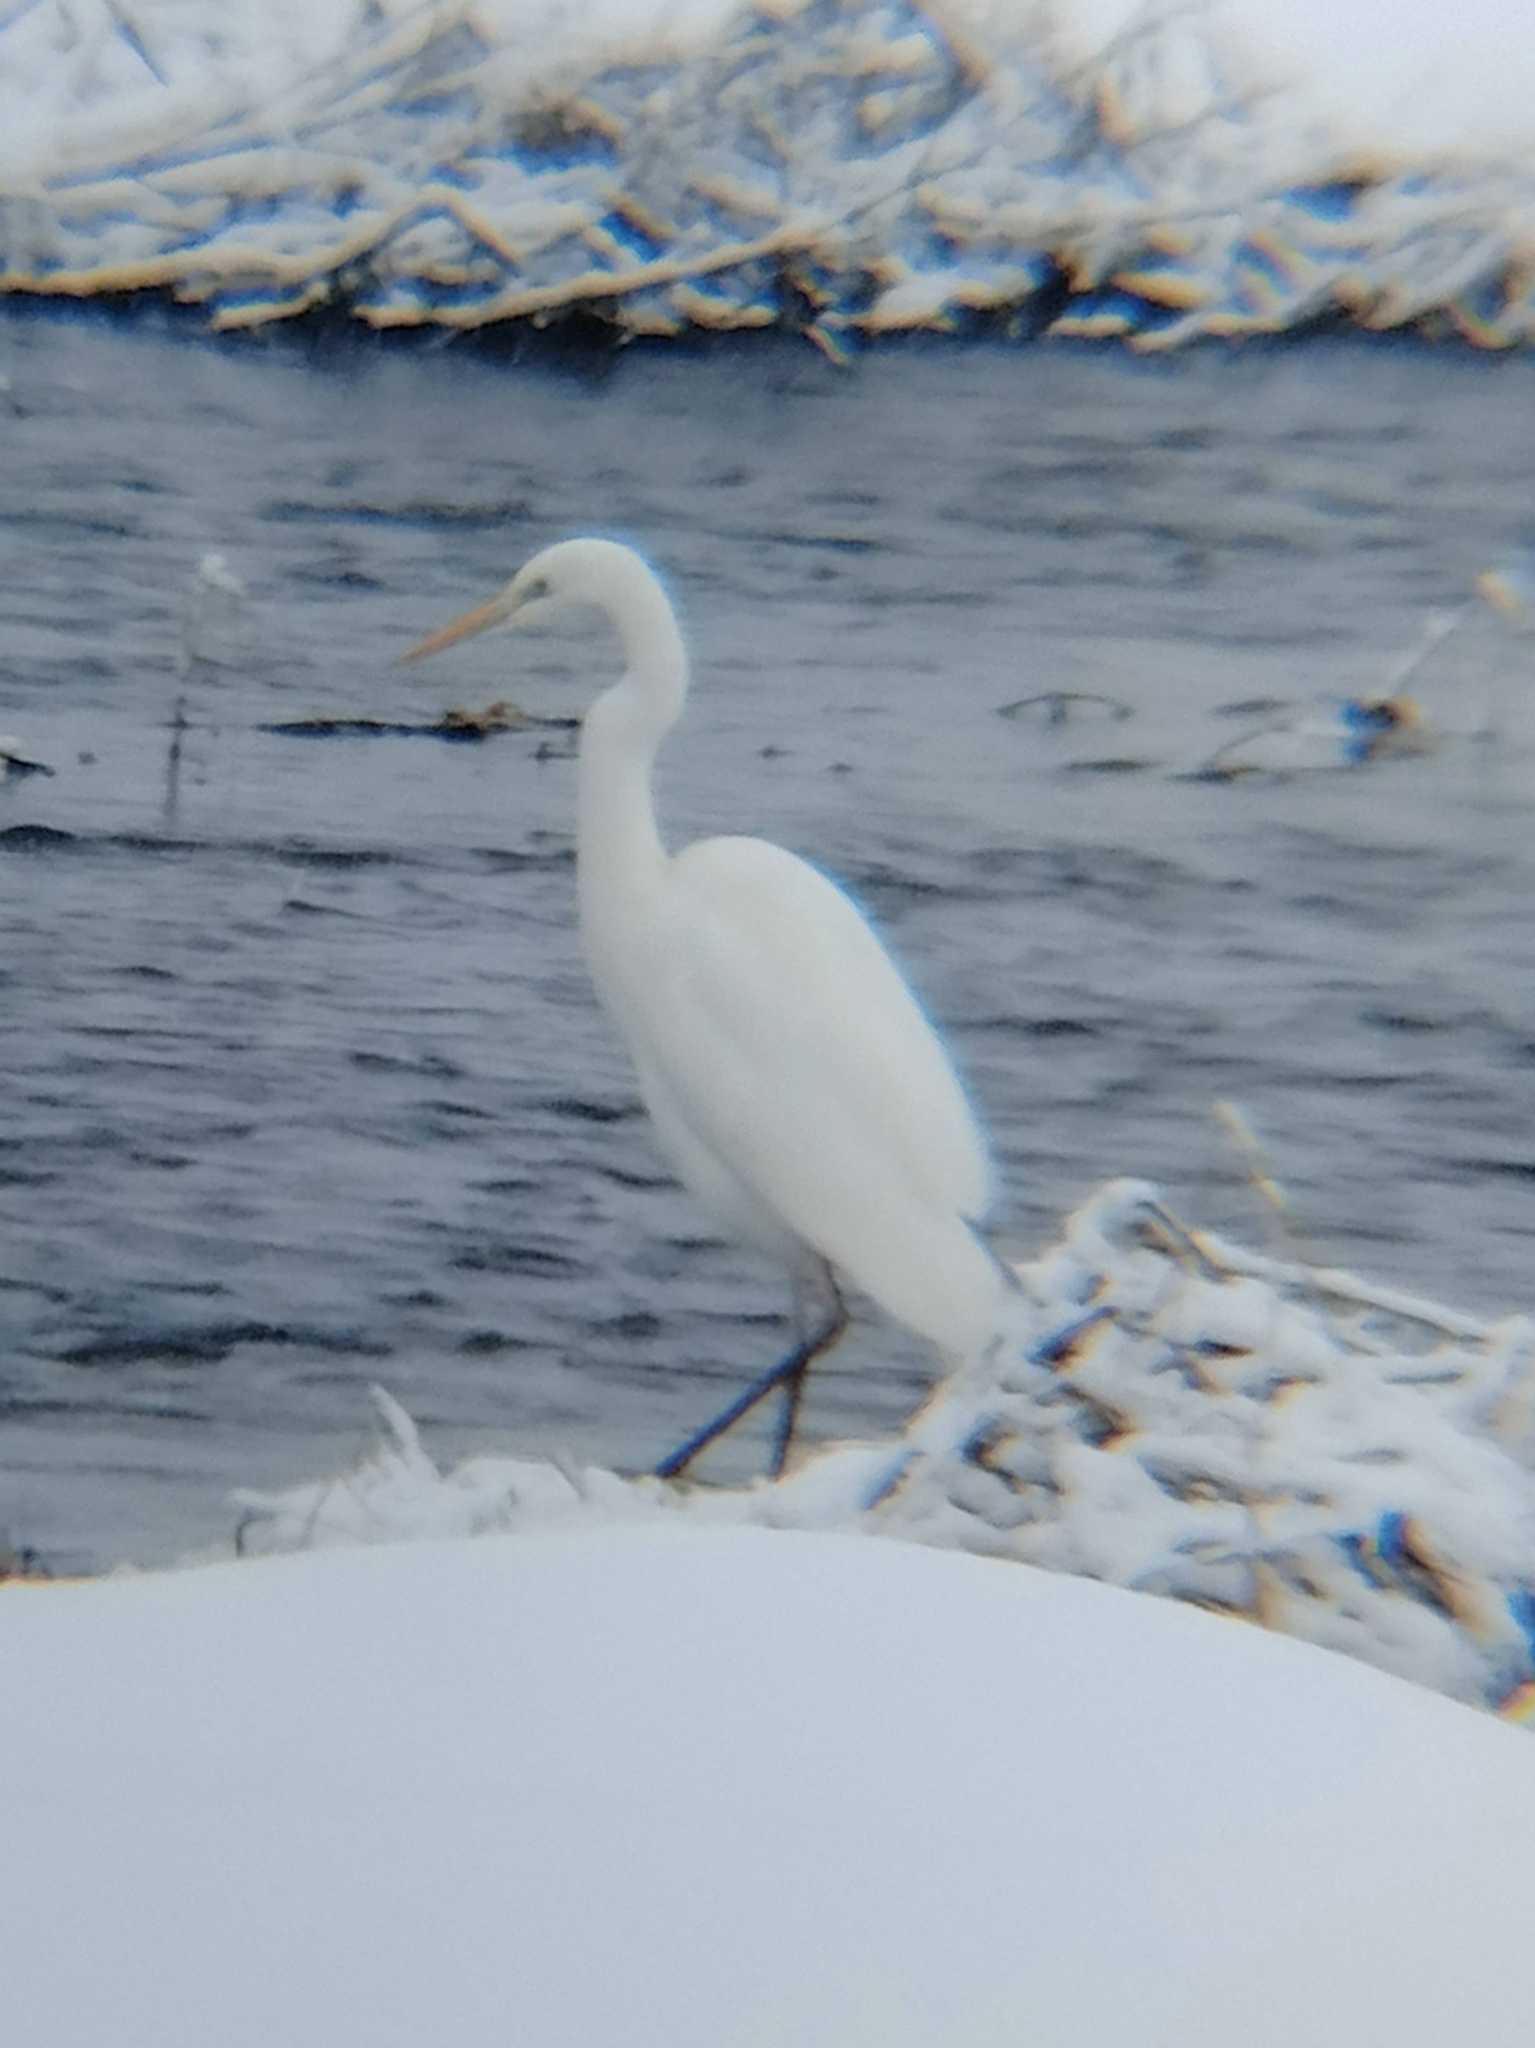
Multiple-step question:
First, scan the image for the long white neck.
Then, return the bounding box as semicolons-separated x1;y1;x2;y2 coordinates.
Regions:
576;566;688;992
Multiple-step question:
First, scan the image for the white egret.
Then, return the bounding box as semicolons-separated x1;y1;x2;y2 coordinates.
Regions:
405;538;1011;1479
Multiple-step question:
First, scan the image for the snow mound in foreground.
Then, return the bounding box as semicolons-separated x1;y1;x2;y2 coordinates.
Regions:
6;1522;1535;2046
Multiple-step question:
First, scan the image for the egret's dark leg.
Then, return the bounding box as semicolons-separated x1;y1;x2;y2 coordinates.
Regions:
653;1344;813;1480
656;1267;847;1482
767;1275;848;1481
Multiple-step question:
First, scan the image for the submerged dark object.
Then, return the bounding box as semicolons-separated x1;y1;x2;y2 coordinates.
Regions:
997;691;1132;726
0;739;54;777
0;822;75;849
265;701;578;741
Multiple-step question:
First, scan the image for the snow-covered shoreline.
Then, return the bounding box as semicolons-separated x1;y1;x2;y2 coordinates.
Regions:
127;1177;1531;1726
4;0;1534;352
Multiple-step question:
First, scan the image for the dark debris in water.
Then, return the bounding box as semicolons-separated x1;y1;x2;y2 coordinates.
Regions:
996;692;1133;725
0;822;76;851
264;703;578;741
1215;696;1301;719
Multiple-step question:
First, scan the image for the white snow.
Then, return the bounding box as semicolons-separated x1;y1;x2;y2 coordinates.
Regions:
3;0;1534;348
4;1519;1533;2045
221;1179;1535;1720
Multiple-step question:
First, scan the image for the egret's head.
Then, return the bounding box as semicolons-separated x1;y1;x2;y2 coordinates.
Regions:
402;538;658;665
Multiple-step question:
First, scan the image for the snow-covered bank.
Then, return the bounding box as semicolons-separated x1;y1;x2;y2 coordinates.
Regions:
5;1521;1534;2046
4;0;1535;351
228;1181;1535;1722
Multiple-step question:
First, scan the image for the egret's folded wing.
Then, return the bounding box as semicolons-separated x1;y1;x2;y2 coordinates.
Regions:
632;836;1003;1352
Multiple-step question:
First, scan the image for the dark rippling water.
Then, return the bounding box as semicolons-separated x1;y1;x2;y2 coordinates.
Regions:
3;310;1534;1568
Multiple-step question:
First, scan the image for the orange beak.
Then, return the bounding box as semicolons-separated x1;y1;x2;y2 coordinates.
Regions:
401;589;516;664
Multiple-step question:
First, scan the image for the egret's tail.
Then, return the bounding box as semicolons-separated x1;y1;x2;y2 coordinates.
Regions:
832;1199;1021;1367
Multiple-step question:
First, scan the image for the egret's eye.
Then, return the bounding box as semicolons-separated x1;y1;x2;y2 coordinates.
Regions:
522;575;551;604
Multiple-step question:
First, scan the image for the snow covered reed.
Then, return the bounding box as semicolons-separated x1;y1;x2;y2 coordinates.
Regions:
3;0;1534;351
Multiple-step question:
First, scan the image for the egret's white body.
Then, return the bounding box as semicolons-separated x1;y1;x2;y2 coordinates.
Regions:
407;538;1008;1468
